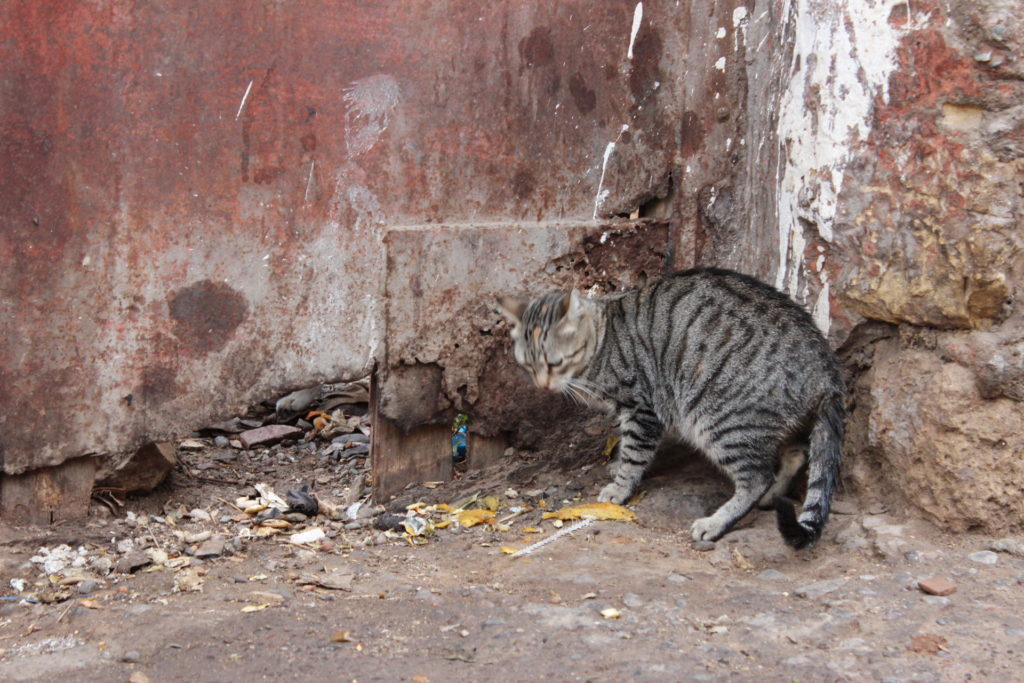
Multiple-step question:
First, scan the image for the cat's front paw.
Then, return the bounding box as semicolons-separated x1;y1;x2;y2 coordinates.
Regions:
690;516;727;543
598;482;632;505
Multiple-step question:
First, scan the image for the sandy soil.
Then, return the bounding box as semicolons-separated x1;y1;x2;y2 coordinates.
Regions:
1;432;1022;683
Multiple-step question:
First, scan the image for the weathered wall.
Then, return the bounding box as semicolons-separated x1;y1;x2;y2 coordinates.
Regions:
3;0;1021;531
1;1;713;483
725;0;1023;533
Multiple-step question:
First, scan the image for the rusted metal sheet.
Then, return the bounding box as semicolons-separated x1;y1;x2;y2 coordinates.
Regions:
2;0;721;492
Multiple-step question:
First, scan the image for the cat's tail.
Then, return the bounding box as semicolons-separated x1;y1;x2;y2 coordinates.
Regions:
774;392;844;549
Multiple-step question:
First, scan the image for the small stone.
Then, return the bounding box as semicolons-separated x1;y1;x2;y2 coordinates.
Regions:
188;508;212;522
830;500;858;515
794;578;847;599
238;424;304;449
77;580;100;595
918;577;956;597
214;436;230;447
120;651;141;663
989;537;1024;557
194;537;226;558
758;569;788;581
667;572;691;583
115;552;152;574
968;550;998;565
128;672;152;683
623;593;643;608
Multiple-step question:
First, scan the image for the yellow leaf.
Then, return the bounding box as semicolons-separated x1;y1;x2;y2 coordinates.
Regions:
500;546;518;555
422;481;444;489
330;630;353;642
412;676;430;683
457;509;496;528
538;500;547;509
602;435;621;457
540;502;636;522
523;527;541;534
259;518;292;529
435;503;454;513
242;604;270;613
482;496;500;512
434;520;452;529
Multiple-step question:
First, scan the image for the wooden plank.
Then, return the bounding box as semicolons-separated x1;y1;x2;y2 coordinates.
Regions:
370;371;451;502
0;456;97;524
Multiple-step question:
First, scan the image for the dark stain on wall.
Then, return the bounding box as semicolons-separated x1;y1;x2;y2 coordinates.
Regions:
168;280;248;354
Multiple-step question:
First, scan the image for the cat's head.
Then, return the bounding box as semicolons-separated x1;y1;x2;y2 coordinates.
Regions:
496;290;600;392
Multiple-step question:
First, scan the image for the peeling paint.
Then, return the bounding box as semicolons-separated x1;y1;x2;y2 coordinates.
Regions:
775;0;904;309
627;2;644;60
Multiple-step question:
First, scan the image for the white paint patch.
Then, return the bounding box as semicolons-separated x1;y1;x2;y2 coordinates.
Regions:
593;125;630;220
236;80;253;120
304;160;316;202
733;6;748;26
775;0;904;297
342;74;401;156
627;2;644;60
714;57;726;71
716;27;727;39
812;280;831;334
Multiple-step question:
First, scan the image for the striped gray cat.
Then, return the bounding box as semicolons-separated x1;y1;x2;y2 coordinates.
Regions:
498;267;845;548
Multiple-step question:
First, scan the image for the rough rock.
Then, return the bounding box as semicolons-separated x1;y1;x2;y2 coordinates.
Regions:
97;441;177;493
918;578;957;597
863;344;1024;534
238;425;304;449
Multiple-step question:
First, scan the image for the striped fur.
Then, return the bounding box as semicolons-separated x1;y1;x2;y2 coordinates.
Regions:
498;268;846;548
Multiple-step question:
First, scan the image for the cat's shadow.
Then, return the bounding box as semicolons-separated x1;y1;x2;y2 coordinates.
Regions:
635;441;737;531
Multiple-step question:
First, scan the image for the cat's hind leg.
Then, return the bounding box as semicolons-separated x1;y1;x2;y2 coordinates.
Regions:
691;445;775;542
757;444;807;510
598;406;664;505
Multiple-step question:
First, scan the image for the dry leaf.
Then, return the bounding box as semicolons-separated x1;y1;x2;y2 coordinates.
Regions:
541;502;636;522
422;481;444;489
600;608;622;619
434;520;452;529
435;504;454;513
241;604;270;613
330;630;353;643
457;509;496;528
482;496;500;512
500;546;518;555
732;548;753;570
79;598;103;610
523;527;541;534
412;676;430;683
259;518;292;529
602;435;620;457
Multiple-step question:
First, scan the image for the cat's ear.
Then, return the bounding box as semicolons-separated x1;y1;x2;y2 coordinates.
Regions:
496;296;528;326
565;289;588;319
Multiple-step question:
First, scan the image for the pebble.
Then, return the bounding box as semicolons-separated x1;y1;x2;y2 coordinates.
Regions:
623;593;644;608
794;578;847;599
120;651;141;663
758;569;788;581
213;436;230;447
77;580;100;595
968;551;999;565
918;577;957;596
667;572;691;584
194;536;226;558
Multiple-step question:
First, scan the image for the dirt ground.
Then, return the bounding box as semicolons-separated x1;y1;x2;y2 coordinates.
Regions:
2;425;1023;682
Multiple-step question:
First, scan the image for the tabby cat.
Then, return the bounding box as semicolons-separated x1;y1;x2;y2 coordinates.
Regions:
498;267;845;548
